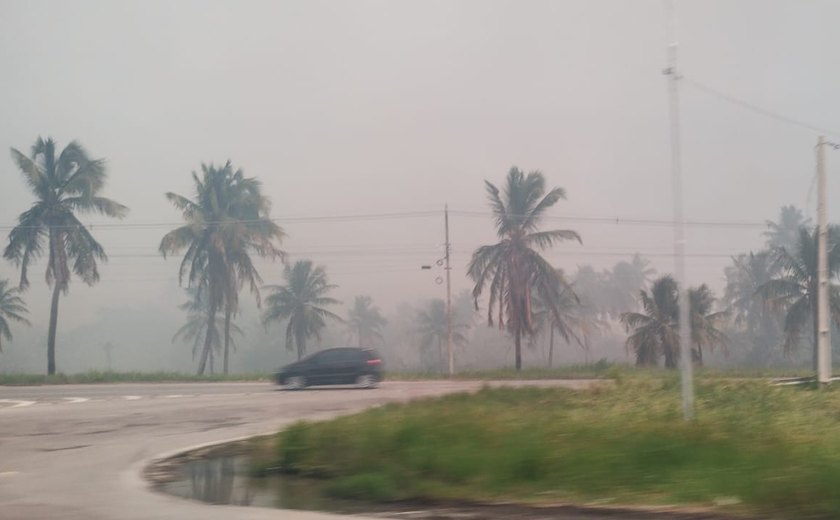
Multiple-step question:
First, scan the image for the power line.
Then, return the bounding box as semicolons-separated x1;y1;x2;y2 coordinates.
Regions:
0;210;442;231
0;207;786;231
681;76;840;138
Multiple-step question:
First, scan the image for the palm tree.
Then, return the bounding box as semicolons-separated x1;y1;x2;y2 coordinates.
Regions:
346;295;387;347
0;279;30;352
4;138;127;374
468;167;581;370
724;251;783;363
172;288;243;372
606;254;657;319
529;268;593;366
757;226;840;365
688;284;729;366
415;299;469;372
262;260;342;360
620;275;680;368
764;205;811;251
159;162;284;375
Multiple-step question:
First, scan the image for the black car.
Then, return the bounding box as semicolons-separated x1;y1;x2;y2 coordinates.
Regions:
274;347;383;390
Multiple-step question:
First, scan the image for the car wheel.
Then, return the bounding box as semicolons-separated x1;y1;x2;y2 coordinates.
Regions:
356;374;377;389
284;375;307;391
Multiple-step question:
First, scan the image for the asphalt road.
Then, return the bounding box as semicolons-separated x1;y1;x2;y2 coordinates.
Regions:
0;380;613;520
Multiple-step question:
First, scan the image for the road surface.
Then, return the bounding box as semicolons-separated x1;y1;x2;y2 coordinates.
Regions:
0;380;614;520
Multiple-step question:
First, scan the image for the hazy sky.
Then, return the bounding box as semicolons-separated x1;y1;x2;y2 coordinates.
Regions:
2;0;839;365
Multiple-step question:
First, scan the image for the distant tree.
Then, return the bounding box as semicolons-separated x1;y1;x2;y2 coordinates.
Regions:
346;296;387;347
4;138;127;374
620;276;680;368
468;167;581;370
572;265;609;320
530;277;585;367
605;254;656;318
415;299;470;372
160;162;284;375
173;288;242;372
0;279;30;352
724;251;783;363
764;205;811;251
262;260;342;360
688;284;729;366
757;226;840;366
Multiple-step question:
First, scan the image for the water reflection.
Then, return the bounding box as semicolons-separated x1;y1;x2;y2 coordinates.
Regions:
162;455;355;512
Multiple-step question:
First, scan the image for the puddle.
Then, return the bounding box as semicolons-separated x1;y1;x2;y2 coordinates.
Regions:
160;455;401;514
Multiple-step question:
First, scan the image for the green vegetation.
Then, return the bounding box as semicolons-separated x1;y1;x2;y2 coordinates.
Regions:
0;370;271;386
268;380;840;517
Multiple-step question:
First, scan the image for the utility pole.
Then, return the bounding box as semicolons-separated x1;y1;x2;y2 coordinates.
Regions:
817;136;831;385
445;204;454;376
664;0;694;419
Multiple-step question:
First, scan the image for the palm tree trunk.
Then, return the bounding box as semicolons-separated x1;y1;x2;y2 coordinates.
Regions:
515;328;522;371
297;331;306;361
548;326;554;368
47;283;61;375
438;337;444;374
197;299;216;375
223;308;231;375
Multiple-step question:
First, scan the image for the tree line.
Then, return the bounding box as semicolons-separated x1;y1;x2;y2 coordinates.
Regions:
1;137;833;374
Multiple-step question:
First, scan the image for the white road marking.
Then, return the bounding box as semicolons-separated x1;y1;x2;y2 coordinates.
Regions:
0;399;36;408
0;471;19;477
122;395;142;400
163;394;190;398
63;397;90;404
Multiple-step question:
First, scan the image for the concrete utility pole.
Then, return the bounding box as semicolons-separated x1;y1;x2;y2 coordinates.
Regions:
664;0;694;419
817;136;831;385
445;204;454;376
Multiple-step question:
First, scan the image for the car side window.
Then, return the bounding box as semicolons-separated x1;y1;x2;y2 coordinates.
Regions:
340;349;363;363
317;350;342;364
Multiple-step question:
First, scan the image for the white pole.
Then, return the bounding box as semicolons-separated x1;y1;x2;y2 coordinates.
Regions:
664;0;694;419
817;136;831;384
445;204;454;376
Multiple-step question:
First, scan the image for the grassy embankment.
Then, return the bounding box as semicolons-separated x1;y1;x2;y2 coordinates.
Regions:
260;377;840;518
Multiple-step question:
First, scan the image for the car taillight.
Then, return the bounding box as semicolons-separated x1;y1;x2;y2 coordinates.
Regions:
367;359;382;365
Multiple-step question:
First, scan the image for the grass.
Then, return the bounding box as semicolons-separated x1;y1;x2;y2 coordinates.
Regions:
0;362;819;386
266;377;840;518
391;362;820;382
0;370;271;386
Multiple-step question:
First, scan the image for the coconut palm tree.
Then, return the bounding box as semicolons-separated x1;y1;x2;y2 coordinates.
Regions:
757;226;840;365
346;295;387;347
764;205;811;251
468;167;581;370
605;254;656;319
172;288;243;372
159;161;284;375
415;299;469;373
0;279;30;352
530;282;587;367
724;251;783;363
4;138;127;374
620;275;680;368
688;284;729;366
262;260;342;360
